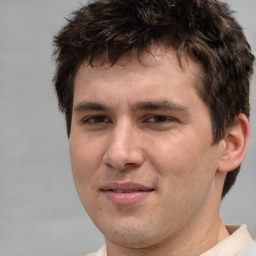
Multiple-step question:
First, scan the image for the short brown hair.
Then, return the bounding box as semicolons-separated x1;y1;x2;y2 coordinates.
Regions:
53;0;254;198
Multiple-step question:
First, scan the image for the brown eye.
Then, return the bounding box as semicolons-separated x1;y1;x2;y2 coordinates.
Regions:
147;116;173;123
83;116;110;124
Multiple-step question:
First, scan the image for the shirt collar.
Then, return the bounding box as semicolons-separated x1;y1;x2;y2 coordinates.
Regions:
200;225;253;256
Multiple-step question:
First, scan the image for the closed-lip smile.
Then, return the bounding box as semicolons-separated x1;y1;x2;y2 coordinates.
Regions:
101;182;154;205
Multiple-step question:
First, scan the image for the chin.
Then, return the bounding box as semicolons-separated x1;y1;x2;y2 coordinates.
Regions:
107;231;156;249
103;220;166;249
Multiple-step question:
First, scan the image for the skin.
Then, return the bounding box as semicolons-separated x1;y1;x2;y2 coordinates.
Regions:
69;49;248;256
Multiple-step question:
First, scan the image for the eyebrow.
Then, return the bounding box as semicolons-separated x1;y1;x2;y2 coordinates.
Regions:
74;101;109;112
132;100;190;114
74;99;190;116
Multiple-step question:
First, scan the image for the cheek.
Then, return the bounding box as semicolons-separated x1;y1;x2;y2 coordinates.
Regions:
69;137;103;211
148;135;199;175
69;135;103;183
149;135;216;194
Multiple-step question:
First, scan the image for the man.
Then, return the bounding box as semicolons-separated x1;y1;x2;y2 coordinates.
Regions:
53;0;255;255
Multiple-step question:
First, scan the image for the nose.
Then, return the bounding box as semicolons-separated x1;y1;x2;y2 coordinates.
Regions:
103;121;145;171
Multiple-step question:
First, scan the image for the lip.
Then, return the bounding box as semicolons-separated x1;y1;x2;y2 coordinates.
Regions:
101;182;154;205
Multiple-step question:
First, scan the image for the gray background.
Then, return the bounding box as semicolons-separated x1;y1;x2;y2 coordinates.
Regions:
0;0;255;255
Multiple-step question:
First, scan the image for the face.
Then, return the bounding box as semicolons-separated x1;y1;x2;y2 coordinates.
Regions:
70;50;224;249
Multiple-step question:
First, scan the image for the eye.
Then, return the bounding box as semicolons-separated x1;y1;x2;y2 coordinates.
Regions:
142;115;178;131
146;115;175;123
82;116;111;124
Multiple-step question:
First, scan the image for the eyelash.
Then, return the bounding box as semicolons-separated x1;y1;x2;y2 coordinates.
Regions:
144;115;175;123
82;115;176;125
82;116;111;124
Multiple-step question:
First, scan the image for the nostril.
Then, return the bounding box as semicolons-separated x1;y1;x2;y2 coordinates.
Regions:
103;137;145;171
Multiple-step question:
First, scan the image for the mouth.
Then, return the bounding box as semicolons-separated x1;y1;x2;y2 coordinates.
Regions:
106;189;147;193
101;182;154;205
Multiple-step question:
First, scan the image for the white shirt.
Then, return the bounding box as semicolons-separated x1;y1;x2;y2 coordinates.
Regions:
85;225;256;256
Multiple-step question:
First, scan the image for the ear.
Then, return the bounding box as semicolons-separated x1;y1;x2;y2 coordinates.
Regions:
217;114;250;173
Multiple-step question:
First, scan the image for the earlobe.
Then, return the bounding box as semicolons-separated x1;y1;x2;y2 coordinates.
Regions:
217;114;250;173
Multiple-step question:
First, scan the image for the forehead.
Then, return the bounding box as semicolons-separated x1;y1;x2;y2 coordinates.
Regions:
72;47;207;121
75;47;203;90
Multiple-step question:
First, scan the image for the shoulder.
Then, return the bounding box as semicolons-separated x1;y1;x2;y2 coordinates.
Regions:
239;240;256;256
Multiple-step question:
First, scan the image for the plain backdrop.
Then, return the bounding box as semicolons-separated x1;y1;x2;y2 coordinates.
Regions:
0;0;255;255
